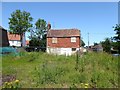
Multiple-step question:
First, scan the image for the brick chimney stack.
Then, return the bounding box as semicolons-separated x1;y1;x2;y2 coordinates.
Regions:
47;22;51;30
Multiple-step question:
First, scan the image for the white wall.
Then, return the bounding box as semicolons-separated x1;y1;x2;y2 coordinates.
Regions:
9;40;21;47
47;47;79;56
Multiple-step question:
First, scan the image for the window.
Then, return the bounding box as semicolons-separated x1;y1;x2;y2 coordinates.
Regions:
72;48;76;51
12;41;14;43
17;41;21;45
52;38;57;43
71;37;76;42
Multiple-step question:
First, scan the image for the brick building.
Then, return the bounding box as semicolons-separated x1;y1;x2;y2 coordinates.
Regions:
46;24;81;56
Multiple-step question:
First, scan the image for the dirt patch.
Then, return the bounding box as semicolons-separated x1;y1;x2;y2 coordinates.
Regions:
0;75;2;86
2;74;16;85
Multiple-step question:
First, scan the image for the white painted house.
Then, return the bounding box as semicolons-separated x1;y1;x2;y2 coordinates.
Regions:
8;32;21;47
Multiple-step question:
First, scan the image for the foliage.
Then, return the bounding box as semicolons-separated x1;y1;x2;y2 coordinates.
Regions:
35;18;47;39
2;52;118;88
81;39;85;47
101;38;111;53
113;24;120;53
2;80;21;89
94;42;98;46
29;34;46;51
111;41;118;49
113;24;120;41
9;10;33;47
29;37;41;47
29;19;47;51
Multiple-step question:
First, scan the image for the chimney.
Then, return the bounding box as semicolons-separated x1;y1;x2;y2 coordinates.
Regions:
47;22;51;30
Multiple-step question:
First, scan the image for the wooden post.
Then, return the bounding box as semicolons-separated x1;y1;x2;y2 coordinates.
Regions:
75;50;79;71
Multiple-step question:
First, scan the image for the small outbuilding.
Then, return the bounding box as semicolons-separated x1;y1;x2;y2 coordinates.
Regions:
0;26;9;47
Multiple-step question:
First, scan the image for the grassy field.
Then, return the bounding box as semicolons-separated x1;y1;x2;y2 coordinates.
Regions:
2;52;119;88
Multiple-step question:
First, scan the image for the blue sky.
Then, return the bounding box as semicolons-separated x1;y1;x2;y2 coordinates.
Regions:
1;2;118;46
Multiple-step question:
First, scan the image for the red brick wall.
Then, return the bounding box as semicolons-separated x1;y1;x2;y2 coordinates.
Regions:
47;37;80;48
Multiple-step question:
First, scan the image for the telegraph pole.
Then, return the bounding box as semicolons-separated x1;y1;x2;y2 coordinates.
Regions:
88;32;89;49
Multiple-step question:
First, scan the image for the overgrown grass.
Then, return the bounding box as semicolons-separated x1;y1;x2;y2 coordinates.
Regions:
2;52;119;88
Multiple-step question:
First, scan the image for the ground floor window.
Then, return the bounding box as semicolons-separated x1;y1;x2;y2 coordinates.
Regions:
72;48;76;51
12;41;14;43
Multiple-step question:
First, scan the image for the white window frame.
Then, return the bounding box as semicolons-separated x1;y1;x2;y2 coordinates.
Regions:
12;41;14;43
52;37;57;43
71;37;76;42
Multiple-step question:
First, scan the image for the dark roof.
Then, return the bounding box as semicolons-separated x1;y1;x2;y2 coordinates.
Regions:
0;26;9;47
47;29;80;37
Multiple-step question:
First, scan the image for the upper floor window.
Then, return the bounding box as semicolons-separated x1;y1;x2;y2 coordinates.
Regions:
71;37;76;42
52;37;57;43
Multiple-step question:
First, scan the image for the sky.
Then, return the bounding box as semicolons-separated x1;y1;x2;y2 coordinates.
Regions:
1;2;118;46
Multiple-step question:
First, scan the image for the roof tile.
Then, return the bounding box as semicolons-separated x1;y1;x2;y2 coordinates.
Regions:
7;32;21;41
47;29;80;37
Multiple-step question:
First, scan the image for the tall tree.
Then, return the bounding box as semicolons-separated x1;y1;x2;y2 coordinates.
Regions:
9;10;33;47
29;19;47;51
113;24;120;53
35;19;47;39
113;24;120;41
101;38;111;53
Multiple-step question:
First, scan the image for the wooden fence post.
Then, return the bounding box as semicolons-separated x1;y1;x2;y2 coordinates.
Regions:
75;50;79;71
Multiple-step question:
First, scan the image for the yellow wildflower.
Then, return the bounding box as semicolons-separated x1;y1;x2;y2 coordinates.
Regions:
7;82;11;86
5;82;8;84
15;80;19;83
85;83;89;86
85;86;88;88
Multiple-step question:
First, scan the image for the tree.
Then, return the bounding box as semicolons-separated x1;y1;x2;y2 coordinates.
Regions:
29;18;47;51
113;24;120;42
29;37;41;47
94;42;98;46
113;24;120;54
81;39;85;47
9;10;33;47
101;38;111;53
35;19;47;39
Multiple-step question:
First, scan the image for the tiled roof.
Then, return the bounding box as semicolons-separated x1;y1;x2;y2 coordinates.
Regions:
47;29;80;37
92;44;103;49
7;32;21;41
